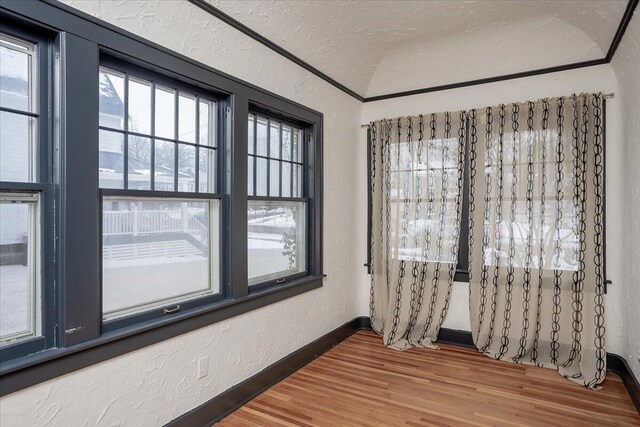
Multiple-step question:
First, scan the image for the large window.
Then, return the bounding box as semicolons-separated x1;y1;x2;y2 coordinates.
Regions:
98;61;222;325
0;2;323;395
247;113;307;287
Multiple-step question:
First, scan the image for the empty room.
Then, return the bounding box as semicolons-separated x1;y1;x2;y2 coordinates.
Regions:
0;0;639;425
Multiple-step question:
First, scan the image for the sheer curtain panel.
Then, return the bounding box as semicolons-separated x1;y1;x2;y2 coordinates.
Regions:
369;113;466;350
467;94;606;388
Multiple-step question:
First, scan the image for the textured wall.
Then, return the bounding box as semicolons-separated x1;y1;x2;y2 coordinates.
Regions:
611;10;640;380
0;1;363;425
359;64;628;357
0;1;637;424
366;15;603;98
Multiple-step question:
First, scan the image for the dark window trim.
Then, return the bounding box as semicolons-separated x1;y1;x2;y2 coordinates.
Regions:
0;0;324;396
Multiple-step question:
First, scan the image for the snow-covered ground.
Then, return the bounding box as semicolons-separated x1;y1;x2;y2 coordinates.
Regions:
247;208;304;283
103;254;212;317
1;211;304;330
0;264;29;338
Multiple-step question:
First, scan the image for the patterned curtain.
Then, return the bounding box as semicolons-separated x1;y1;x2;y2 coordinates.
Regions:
467;93;606;388
369;112;466;350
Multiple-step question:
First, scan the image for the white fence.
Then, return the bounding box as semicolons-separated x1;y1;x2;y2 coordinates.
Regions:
103;207;208;245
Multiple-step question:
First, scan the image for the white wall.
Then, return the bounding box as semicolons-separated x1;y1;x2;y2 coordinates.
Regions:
1;1;637;424
0;1;362;425
359;64;629;357
610;10;640;380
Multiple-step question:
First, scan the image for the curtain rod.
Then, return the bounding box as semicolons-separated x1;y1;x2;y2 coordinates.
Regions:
360;92;615;128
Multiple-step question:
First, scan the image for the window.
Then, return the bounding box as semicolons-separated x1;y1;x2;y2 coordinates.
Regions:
102;198;220;320
247;113;307;287
0;2;322;394
0;34;36;183
366;122;469;280
480;131;577;271
0;193;40;345
98;60;222;325
0;28;52;357
387;136;462;264
98;65;217;193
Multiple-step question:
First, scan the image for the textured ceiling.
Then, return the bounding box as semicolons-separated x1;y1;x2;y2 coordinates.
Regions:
208;0;627;98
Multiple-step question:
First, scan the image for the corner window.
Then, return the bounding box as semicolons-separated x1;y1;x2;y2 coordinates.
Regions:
98;60;222;326
247;113;307;286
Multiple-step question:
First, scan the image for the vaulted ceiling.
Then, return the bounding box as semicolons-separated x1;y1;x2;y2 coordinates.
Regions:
208;0;628;98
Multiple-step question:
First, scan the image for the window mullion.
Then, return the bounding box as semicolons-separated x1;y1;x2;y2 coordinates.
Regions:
229;95;248;298
57;33;100;347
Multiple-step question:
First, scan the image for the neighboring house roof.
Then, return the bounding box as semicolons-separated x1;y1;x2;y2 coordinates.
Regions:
99;71;124;116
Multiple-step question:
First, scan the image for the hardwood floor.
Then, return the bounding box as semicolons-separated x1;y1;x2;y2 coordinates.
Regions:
219;331;640;426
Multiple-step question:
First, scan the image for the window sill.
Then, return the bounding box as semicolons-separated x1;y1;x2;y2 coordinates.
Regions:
0;275;323;397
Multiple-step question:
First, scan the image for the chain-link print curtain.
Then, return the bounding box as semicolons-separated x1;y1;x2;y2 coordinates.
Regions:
369;112;466;350
467;93;606;388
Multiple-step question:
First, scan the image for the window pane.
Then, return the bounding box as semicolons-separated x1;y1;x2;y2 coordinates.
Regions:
179;94;196;143
0;111;35;182
99;67;125;130
154;85;175;139
248;156;254;195
0;193;40;346
282;125;292;161
199;99;215;147
293;164;303;197
128;77;152;135
256;116;268;156
128;135;151;190
178;143;196;192
293;128;303;163
269;159;280;196
99;129;124;189
248;114;254;155
102;198;219;320
282;162;291;197
0;34;34;112
270;121;280;159
154;139;175;191
256;157;268;196
248;200;306;285
198;147;215;193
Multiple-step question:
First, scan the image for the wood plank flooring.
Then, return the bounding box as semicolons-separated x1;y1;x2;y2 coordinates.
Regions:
219;331;640;426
